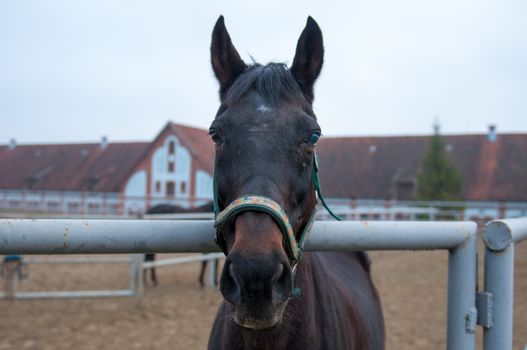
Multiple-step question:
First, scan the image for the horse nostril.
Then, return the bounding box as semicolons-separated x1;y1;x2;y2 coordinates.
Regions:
272;262;293;304
220;259;241;305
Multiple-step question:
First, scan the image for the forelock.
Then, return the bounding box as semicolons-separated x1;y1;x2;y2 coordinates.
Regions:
224;63;309;108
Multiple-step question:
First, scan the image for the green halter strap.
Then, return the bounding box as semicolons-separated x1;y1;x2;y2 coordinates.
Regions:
213;151;340;267
312;153;342;222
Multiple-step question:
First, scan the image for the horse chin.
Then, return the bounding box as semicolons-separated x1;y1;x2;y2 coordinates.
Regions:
232;304;286;331
234;314;281;330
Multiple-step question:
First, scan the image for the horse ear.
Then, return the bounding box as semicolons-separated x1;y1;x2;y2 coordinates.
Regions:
211;16;247;101
290;17;324;103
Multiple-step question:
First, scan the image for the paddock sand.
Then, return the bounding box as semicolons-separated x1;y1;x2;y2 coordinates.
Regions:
1;241;525;350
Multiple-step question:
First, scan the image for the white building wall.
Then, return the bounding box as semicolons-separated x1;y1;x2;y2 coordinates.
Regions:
195;170;213;206
124;170;147;214
150;135;193;208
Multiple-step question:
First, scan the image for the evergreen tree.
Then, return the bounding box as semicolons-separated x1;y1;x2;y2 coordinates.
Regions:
417;123;463;200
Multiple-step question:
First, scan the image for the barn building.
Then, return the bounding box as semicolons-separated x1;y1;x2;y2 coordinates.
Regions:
1;122;526;219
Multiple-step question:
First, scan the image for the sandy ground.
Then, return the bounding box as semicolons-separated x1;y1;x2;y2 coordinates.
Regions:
1;241;525;350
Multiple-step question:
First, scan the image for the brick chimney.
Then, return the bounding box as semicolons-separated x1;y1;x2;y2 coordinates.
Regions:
100;136;108;150
8;138;16;150
487;125;497;142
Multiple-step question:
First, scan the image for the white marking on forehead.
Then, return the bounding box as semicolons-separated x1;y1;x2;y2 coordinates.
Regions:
257;104;271;113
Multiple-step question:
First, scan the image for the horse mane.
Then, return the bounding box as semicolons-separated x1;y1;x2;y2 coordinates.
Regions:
224;63;309;108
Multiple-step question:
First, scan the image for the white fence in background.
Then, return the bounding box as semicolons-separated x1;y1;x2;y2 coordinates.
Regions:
0;253;223;300
1;189;526;221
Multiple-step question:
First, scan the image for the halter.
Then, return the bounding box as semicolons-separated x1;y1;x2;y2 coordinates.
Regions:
213;151;341;269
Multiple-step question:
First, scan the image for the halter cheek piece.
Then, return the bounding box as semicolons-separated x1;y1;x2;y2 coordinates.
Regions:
213;152;341;269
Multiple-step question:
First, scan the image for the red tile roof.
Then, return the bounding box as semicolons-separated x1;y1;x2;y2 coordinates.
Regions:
315;134;527;201
0;142;149;192
1;123;526;202
170;123;214;173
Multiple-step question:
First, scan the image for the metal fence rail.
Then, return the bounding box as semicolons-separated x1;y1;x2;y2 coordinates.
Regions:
482;217;527;350
0;219;476;253
0;218;478;350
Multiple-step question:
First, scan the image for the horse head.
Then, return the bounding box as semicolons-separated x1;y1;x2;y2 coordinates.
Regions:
209;16;324;330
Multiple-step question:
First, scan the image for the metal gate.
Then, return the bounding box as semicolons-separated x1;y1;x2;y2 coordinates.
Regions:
1;217;526;349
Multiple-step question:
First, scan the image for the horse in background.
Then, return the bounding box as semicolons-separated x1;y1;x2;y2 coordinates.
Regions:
143;202;218;288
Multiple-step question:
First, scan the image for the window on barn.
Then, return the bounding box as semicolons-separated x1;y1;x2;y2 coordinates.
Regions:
67;202;80;213
27;201;40;210
180;181;187;194
168;161;175;173
168;141;175;154
47;202;60;212
88;203;100;213
155;181;161;193
166;181;175;197
108;203;120;214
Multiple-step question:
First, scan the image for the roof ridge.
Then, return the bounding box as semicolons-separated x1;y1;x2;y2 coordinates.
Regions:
170;124;214;172
5;141;150;147
321;133;527;140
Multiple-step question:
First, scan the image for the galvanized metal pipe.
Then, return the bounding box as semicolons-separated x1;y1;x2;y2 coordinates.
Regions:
483;217;527;251
129;254;143;298
0;219;476;254
482;217;527;350
447;230;477;350
0;218;479;348
483;243;514;350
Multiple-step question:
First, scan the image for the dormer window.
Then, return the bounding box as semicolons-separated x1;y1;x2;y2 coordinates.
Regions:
168;141;175;154
168;161;175;173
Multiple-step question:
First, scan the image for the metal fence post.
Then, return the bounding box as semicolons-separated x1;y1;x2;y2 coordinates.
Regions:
483;243;514;350
481;218;527;350
2;261;19;300
129;254;144;298
447;229;477;350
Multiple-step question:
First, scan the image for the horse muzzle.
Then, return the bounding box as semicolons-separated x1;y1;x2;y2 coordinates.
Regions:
219;234;293;330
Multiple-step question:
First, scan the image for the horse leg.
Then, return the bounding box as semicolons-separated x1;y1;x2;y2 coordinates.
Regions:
151;267;158;287
150;254;158;287
214;259;219;286
199;260;207;288
142;256;147;287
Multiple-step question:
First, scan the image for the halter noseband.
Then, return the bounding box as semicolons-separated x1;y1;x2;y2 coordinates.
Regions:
213;152;340;268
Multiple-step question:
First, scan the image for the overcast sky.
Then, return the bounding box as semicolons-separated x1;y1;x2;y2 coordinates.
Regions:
1;1;526;144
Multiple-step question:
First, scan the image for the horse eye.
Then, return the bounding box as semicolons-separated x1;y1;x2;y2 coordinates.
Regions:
209;128;222;144
307;132;321;145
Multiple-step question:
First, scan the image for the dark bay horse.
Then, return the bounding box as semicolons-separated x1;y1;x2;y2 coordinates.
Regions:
143;202;218;288
207;16;385;349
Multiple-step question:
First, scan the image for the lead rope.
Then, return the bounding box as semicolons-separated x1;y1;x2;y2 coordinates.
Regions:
312;152;342;221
